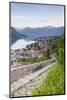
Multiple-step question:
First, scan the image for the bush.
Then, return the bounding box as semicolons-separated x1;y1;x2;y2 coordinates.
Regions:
55;35;64;65
52;35;64;64
56;48;64;64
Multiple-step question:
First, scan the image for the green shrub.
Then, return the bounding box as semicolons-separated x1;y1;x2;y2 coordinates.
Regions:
56;35;64;64
56;48;64;64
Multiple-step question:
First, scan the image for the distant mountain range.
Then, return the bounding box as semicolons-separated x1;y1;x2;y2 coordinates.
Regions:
19;26;64;40
10;27;26;45
11;26;64;45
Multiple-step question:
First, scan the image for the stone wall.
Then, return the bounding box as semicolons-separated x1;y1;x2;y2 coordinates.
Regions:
11;58;56;83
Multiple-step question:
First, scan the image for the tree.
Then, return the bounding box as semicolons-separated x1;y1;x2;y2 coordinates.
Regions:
56;35;64;64
56;48;64;64
43;49;50;59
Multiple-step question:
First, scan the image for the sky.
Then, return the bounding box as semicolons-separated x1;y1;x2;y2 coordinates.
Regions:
11;3;64;28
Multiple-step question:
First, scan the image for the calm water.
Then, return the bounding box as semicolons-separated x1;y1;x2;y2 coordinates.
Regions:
11;39;35;50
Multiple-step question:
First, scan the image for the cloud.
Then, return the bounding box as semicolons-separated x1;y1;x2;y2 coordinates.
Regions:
11;14;64;28
40;19;48;23
11;15;34;19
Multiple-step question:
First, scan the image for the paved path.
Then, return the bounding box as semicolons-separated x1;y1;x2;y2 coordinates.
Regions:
11;62;56;97
11;59;56;83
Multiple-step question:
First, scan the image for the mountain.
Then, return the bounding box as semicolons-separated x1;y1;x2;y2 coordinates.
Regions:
10;27;26;45
19;26;64;40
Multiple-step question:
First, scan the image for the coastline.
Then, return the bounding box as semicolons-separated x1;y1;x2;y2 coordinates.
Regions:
11;39;35;50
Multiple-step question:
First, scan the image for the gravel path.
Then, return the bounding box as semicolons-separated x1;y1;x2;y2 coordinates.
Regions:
11;71;47;97
11;62;56;97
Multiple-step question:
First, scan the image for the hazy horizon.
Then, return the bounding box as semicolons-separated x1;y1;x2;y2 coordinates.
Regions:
12;25;64;29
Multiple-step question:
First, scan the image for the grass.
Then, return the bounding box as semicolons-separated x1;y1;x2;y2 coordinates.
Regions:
32;63;64;96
